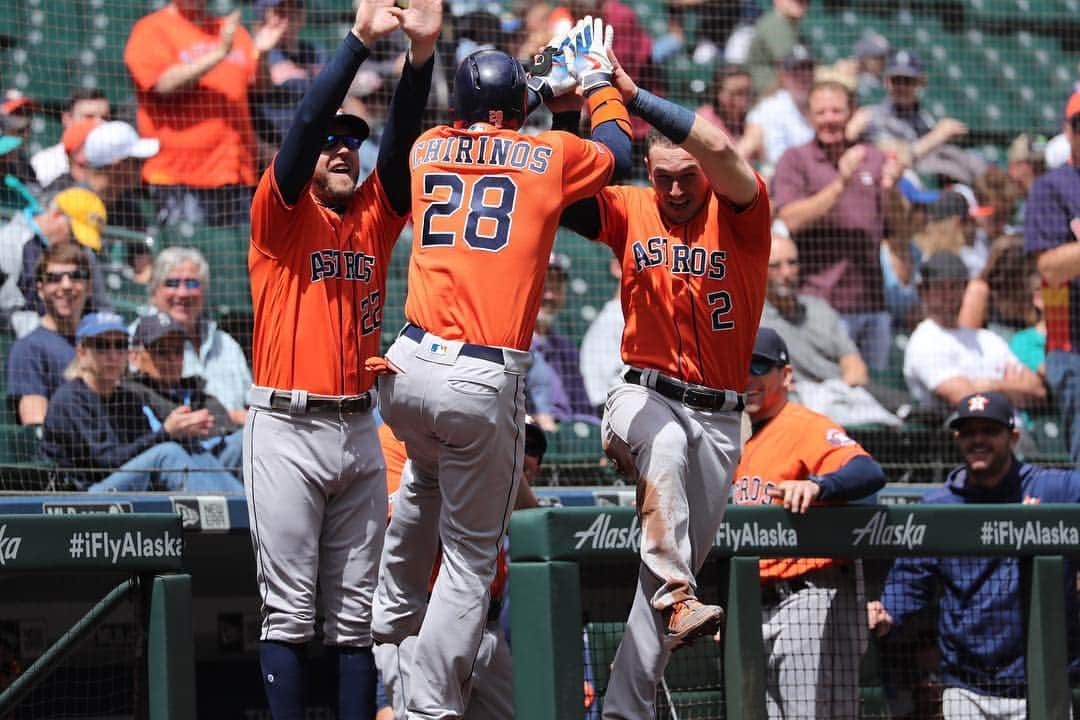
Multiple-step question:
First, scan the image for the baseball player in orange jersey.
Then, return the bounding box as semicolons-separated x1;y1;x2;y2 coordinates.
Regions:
556;47;771;718
734;327;885;718
243;0;439;717
368;18;632;719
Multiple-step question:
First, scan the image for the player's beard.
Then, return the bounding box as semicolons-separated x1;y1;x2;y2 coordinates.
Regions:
314;172;357;209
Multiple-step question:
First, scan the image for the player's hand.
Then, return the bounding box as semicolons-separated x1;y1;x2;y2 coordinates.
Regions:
607;47;638;104
526;26;578;102
1070;217;1080;242
218;10;242;54
568;15;615;93
867;600;893;637
253;14;289;54
401;0;442;66
837;144;867;184
765;479;821;514
352;0;404;48
365;356;403;375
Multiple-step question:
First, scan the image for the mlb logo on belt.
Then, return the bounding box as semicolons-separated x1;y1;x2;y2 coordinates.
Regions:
430;342;449;354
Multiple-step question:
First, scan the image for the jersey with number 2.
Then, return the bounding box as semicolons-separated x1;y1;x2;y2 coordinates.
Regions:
594;175;771;391
404;126;614;351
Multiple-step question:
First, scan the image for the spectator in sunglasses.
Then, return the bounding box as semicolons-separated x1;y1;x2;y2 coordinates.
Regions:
4;187;112;332
144;246;252;425
6;243;91;424
40;311;245;492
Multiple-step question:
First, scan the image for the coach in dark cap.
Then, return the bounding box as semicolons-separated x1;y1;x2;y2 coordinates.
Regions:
870;394;1080;712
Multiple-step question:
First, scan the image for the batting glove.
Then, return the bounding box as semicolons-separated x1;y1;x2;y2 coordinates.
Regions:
568;15;614;93
526;28;578;102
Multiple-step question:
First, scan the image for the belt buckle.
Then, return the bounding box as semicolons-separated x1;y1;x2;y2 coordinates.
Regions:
681;384;713;410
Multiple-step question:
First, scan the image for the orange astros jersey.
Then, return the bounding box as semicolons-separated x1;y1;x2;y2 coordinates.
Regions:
733;401;870;581
404;125;615;350
249;162;407;395
594;175;771;391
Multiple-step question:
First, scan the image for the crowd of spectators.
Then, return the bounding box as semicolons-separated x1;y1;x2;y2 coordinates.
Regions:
0;2;1076;717
0;0;1078;488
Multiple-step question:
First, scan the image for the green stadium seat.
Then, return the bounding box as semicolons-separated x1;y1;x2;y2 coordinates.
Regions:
1025;410;1071;464
102;263;150;322
0;424;52;490
546;420;603;465
553;229;618;346
661;53;716;108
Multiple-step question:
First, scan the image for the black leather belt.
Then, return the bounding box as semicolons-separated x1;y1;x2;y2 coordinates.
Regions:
269;390;373;414
623;368;745;412
402;324;504;365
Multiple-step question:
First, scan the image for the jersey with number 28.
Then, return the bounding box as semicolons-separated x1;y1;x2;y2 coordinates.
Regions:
594;174;771;391
404;125;615;350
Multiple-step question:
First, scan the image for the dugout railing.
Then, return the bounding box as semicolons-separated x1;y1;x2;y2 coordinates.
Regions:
509;505;1080;719
0;512;194;720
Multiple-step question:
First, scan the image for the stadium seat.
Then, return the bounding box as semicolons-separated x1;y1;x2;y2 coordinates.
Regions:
0;423;51;491
546;420;604;465
1024;409;1071;464
553;229;618;346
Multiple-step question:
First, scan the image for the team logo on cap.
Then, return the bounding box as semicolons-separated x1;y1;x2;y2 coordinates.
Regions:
967;394;989;412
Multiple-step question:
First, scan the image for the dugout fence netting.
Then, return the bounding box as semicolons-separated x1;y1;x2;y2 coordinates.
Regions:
0;571;143;719
0;0;1076;484
575;554;1080;719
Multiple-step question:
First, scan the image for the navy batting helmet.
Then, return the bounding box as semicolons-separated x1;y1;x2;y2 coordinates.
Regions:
452;49;528;129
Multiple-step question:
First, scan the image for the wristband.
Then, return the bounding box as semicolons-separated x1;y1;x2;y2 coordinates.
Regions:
627;88;695;144
587;86;631;137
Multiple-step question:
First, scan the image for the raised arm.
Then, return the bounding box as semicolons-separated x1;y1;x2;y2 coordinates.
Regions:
607;49;757;207
376;0;441;216
273;0;403;205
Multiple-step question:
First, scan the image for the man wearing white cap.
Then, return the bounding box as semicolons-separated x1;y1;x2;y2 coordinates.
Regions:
79;120;160;243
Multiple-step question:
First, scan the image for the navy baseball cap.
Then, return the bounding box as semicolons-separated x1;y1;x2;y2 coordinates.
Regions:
885;49;923;78
328;111;370;143
133;312;186;348
751;327;789;366
948;392;1015;430
76;311;128;342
